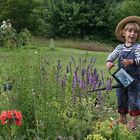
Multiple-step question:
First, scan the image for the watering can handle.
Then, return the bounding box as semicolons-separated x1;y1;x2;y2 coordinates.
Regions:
108;65;115;76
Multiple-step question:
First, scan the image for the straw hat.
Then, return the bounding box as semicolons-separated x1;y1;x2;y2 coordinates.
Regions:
115;16;140;42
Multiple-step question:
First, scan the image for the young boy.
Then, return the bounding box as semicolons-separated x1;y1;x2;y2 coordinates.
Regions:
106;16;140;130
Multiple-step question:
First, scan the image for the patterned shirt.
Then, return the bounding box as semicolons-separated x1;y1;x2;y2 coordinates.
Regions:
106;43;140;65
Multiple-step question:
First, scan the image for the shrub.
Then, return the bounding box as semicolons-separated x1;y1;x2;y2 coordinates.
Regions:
0;27;31;48
85;120;137;140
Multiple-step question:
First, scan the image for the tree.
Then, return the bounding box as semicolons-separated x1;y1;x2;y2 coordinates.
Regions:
41;0;119;40
115;0;140;21
0;0;38;32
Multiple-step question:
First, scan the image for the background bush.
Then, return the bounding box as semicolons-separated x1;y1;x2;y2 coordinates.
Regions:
0;27;31;48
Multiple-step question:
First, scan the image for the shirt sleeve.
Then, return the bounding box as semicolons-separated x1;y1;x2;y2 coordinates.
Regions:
134;44;140;65
106;44;122;62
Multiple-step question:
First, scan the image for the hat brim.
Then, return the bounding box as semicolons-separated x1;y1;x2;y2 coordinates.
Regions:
116;16;140;42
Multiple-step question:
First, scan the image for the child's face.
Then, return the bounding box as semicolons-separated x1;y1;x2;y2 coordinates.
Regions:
123;29;138;45
122;23;139;45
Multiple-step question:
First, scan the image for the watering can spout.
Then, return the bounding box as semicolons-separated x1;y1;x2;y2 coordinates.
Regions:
90;84;122;92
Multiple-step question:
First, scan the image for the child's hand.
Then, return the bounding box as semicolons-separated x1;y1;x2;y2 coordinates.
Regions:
106;61;114;69
122;59;134;67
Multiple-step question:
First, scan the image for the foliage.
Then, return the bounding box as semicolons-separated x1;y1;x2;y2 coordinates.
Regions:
17;28;32;47
0;27;31;48
0;0;133;43
116;0;140;17
3;0;140;43
85;120;137;140
0;27;17;48
48;38;56;51
0;0;37;32
114;0;140;27
41;0;118;41
85;134;106;140
0;43;114;139
0;40;140;139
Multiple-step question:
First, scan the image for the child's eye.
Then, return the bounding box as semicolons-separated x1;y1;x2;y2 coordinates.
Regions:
128;29;138;33
134;30;138;33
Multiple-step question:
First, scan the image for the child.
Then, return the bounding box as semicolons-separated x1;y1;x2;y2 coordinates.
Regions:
106;16;140;130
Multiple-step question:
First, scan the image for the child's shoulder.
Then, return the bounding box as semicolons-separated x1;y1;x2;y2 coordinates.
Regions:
133;43;140;51
115;43;123;49
135;43;140;47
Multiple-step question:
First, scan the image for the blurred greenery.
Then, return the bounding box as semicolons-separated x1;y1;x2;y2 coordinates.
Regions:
1;0;140;43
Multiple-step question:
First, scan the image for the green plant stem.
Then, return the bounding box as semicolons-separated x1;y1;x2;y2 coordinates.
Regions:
33;95;39;136
8;125;12;140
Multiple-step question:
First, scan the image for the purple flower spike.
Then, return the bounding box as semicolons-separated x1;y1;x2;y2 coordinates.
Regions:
93;57;96;64
93;68;97;76
69;61;72;73
71;56;76;66
72;74;77;88
76;66;79;72
87;65;90;71
80;79;86;89
66;65;69;73
61;75;67;87
88;74;93;85
106;77;113;92
56;59;62;80
98;80;102;88
101;70;105;85
81;69;85;77
57;59;61;70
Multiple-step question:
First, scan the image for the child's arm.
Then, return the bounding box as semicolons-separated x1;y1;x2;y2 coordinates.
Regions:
106;45;122;69
134;44;140;65
106;45;122;62
106;61;114;69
